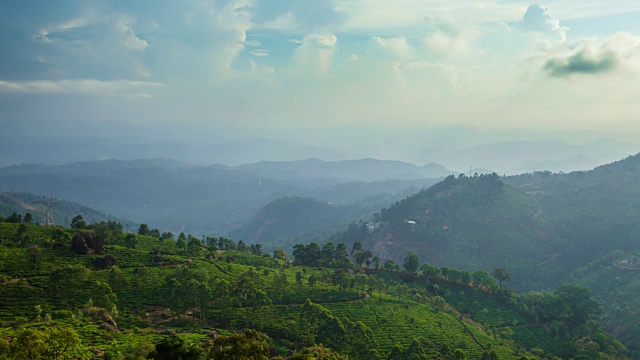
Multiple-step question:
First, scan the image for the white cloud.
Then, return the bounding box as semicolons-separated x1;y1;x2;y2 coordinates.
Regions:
516;4;568;42
373;36;411;60
423;17;483;58
261;12;298;31
115;21;148;50
292;34;338;77
251;49;269;57
0;79;163;97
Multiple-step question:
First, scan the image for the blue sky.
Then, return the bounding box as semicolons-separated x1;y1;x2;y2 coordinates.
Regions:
1;0;640;142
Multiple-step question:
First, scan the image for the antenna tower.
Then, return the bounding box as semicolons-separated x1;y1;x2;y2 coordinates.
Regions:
36;193;56;227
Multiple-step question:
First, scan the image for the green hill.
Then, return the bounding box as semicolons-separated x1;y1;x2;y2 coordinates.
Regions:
0;221;626;359
0;191;136;229
352;174;558;289
229;197;374;252
331;153;640;354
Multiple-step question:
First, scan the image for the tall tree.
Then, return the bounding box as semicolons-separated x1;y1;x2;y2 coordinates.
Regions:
491;267;511;288
23;212;33;224
273;248;289;262
351;241;363;255
137;224;150;236
70;215;86;230
26;245;42;275
403;250;420;273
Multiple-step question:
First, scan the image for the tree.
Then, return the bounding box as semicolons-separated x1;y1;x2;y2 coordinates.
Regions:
420;263;439;277
15;224;30;244
209;329;269;360
187;238;202;254
70;215;86;230
26;245;42;275
471;270;497;289
137;224;150;236
272;271;288;300
372;256;380;269
334;243;349;264
321;241;336;264
205;236;218;248
384;260;399;271
133;266;149;289
43;327;81;360
9;328;48;360
23;213;33;224
91;281;117;309
124;233;137;249
491;267;511;288
213;279;232;325
273;248;289;262
108;266;127;292
237;240;247;253
296;270;304;289
49;265;91;290
403;250;420;273
308;274;317;288
351;241;363;255
555;285;602;325
332;269;349;292
150;334;202;360
6;212;22;223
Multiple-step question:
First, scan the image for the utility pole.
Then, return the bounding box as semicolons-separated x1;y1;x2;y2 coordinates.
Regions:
36;193;56;227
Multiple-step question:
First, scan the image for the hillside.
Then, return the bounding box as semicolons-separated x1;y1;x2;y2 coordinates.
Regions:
0;191;136;229
333;153;640;353
351;174;558;289
568;250;640;352
0;221;626;359
339;153;640;288
229;197;373;252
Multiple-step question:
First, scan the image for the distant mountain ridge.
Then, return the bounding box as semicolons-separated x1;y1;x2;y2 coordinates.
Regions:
417;139;639;175
0;158;449;235
235;158;455;181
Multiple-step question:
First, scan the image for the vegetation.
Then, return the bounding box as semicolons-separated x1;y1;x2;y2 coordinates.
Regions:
0;219;628;359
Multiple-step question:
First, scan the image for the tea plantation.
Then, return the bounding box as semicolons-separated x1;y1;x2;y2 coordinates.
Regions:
0;221;629;359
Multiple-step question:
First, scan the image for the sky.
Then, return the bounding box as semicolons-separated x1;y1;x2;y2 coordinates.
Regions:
1;1;640;152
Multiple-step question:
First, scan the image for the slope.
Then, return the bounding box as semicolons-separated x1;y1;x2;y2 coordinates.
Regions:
1;222;625;359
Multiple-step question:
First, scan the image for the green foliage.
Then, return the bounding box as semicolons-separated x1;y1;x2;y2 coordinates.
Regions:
149;334;202;360
0;222;629;360
403;250;419;273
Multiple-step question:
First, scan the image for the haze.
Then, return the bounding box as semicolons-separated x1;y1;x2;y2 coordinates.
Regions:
1;1;640;172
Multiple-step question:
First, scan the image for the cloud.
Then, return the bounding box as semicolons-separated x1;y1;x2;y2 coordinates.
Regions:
516;4;567;41
114;21;148;50
0;79;163;96
423;17;482;58
251;49;269;57
543;51;616;77
543;33;640;77
373;36;410;60
292;34;338;76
